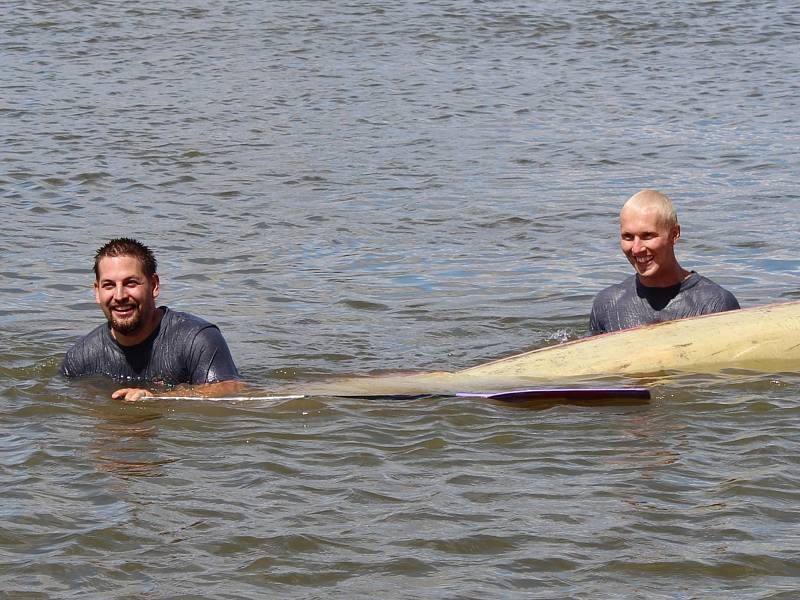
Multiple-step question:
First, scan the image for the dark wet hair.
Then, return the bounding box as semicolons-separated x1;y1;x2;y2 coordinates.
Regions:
93;238;158;279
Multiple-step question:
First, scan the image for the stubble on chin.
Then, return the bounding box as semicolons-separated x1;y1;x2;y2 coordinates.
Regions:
107;310;142;336
111;319;141;335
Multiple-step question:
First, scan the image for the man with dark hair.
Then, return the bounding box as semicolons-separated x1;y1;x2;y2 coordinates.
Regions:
589;190;739;335
62;238;243;401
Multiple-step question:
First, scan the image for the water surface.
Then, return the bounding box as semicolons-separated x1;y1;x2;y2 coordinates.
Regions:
2;1;800;597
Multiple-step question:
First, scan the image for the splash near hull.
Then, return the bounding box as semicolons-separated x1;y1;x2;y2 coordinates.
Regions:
300;301;800;397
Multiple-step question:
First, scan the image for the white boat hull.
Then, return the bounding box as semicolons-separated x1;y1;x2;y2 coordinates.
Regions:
299;301;800;396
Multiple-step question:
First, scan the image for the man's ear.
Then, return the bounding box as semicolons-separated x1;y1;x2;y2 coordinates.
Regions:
151;274;160;299
93;281;100;304
671;224;681;243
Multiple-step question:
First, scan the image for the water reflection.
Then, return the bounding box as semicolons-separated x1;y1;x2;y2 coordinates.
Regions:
87;398;176;478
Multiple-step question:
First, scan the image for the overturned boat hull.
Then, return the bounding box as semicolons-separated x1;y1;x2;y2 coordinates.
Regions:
300;301;800;396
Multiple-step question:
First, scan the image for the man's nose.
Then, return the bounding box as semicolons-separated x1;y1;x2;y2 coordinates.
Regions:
113;284;126;300
631;237;645;253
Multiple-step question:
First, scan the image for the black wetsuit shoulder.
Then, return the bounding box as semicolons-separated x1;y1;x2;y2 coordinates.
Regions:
589;273;739;335
61;307;240;385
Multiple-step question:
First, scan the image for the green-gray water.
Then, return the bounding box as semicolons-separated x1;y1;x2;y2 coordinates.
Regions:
2;1;799;597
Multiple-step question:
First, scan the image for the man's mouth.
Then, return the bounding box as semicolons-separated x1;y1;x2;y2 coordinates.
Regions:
111;304;136;318
634;256;653;270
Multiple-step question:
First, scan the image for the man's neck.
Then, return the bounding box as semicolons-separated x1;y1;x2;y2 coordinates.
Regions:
637;267;692;288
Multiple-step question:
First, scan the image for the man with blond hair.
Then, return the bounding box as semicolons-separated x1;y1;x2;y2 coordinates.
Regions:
589;190;739;335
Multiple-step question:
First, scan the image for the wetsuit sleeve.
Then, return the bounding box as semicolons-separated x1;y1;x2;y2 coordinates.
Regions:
186;326;241;384
588;300;607;336
60;326;113;379
588;284;623;336
61;348;80;377
715;289;740;312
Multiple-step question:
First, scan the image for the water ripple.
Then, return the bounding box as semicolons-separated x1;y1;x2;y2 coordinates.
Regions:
3;0;800;596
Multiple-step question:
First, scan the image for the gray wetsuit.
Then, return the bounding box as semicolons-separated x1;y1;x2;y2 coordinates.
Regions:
589;272;740;335
61;307;240;385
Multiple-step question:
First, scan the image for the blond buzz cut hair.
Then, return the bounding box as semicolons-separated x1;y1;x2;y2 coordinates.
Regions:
622;189;678;230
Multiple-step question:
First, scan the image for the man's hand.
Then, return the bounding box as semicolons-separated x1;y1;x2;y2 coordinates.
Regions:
112;381;248;402
111;388;154;402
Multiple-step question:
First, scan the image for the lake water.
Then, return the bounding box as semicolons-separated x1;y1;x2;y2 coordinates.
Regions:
2;1;800;597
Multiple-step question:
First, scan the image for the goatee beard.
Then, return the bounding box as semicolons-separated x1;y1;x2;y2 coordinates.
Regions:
109;309;142;335
111;319;141;335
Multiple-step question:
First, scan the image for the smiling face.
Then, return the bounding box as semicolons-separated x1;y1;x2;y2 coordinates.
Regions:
94;255;161;344
619;200;683;287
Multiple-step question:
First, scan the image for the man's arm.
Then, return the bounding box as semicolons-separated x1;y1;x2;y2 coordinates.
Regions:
112;325;243;402
112;380;248;402
187;326;241;384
